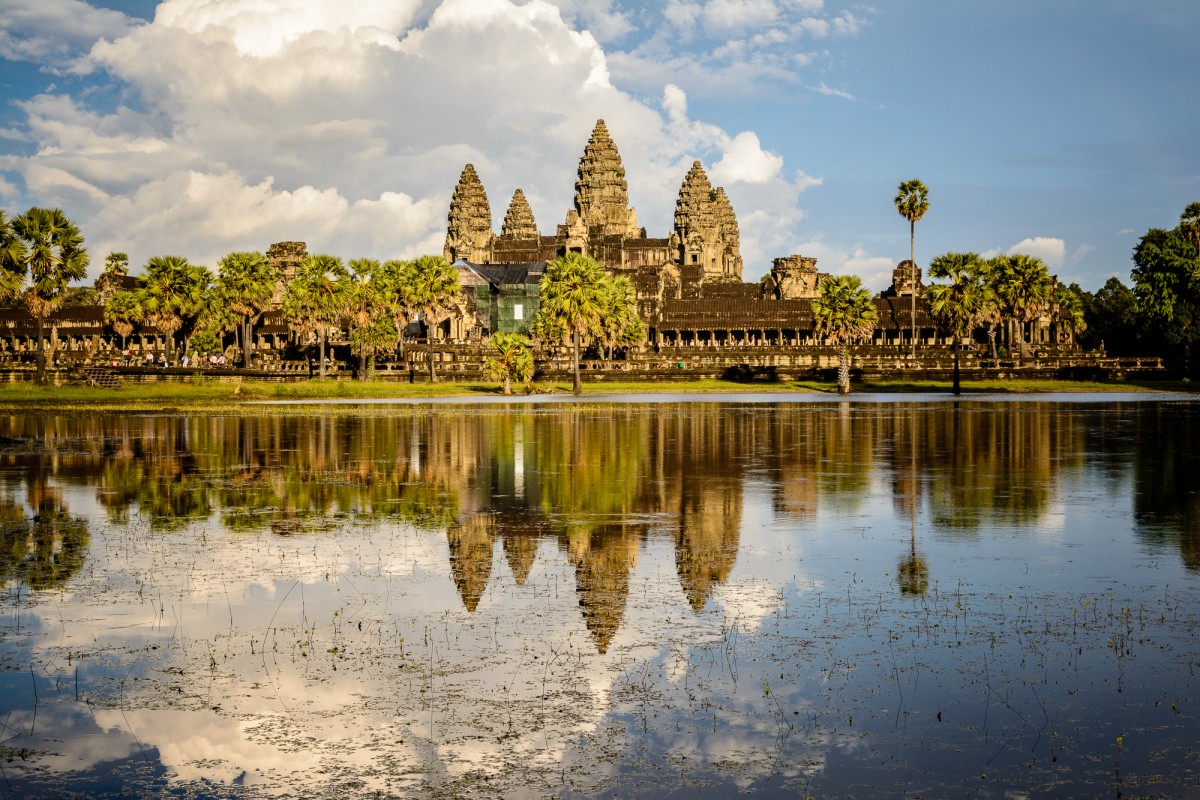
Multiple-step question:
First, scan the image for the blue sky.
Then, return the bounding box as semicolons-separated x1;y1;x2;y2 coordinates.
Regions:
0;0;1196;292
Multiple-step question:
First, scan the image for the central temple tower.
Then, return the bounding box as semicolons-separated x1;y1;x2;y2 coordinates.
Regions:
558;119;641;253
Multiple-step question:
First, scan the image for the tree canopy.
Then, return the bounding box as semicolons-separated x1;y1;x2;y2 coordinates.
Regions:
813;274;876;393
534;252;607;395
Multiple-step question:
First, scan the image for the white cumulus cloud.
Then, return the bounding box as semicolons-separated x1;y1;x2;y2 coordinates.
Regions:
0;0;135;65
1007;236;1066;269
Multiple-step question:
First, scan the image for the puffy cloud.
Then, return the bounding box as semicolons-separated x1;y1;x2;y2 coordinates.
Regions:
0;0;135;65
711;131;782;184
1007;236;1066;269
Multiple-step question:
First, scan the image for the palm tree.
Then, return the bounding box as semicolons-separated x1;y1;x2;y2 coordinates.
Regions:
104;290;143;351
345;258;398;380
137;255;210;362
812;274;877;394
484;332;534;394
0;211;26;303
596;274;645;366
1052;283;1087;345
282;254;351;378
377;258;416;365
992;253;1052;362
927;251;988;394
1181;202;1200;249
535;252;607;395
103;252;129;275
11;207;89;384
406;255;461;383
894;179;929;358
215;251;275;369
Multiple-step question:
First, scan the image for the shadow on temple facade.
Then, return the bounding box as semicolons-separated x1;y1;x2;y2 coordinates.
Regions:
3;403;1196;642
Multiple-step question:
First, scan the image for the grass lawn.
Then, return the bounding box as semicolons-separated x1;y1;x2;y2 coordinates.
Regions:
0;375;1193;413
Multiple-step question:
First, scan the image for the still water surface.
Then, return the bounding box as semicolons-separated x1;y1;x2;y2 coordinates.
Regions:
1;398;1198;798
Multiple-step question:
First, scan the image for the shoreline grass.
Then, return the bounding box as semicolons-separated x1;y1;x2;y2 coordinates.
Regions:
0;376;1194;413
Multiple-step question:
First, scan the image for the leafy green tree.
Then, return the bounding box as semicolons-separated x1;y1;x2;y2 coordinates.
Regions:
104;290;143;350
534;252;607;395
991;253;1052;361
484;332;534;394
894;179;929;357
1131;223;1200;364
189;329;223;358
927;251;988;394
376;258;416;364
1079;276;1140;354
596;273;645;366
137;255;211;361
0;210;26;303
812;274;877;394
407;255;461;383
283;254;351;378
11;207;90;384
215;251;275;369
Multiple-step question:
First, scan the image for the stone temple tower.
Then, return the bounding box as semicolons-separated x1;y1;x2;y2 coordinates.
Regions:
500;188;538;240
669;160;743;287
559;120;641;254
444;163;494;264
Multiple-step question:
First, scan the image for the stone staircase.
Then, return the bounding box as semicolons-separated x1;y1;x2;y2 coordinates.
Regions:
76;366;121;388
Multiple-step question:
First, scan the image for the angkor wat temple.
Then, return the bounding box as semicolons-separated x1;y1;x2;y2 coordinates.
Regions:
0;119;1148;383
443;119;1069;354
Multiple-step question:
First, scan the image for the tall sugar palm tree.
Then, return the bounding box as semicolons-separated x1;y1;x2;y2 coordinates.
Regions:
894;179;929;358
282;254;351;378
137;255;210;361
596;273;645;366
406;255;461;383
812;274;877;394
215;251;275;369
12;207;89;384
927;251;988;394
992;253;1052;362
1181;202;1200;249
535;252;607;395
103;252;129;275
1052;283;1087;345
0;211;26;304
377;258;416;364
346;258;398;380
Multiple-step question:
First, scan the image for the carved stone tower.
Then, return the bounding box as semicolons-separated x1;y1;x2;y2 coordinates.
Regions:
560;119;640;253
890;260;922;296
444;163;494;264
266;241;307;306
500;188;538;240
669;161;743;293
770;255;823;299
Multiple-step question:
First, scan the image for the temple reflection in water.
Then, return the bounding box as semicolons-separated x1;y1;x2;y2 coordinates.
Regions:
2;402;1198;653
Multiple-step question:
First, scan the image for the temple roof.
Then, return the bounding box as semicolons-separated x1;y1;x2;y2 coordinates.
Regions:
455;260;546;288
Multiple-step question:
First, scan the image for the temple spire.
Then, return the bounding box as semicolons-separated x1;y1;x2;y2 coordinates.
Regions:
444;163;493;264
568;119;639;236
500;188;539;240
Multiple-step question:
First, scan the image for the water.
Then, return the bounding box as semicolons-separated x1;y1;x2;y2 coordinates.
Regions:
0;398;1197;798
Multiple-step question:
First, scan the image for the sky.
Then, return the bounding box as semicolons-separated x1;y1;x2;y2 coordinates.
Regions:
0;0;1197;292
